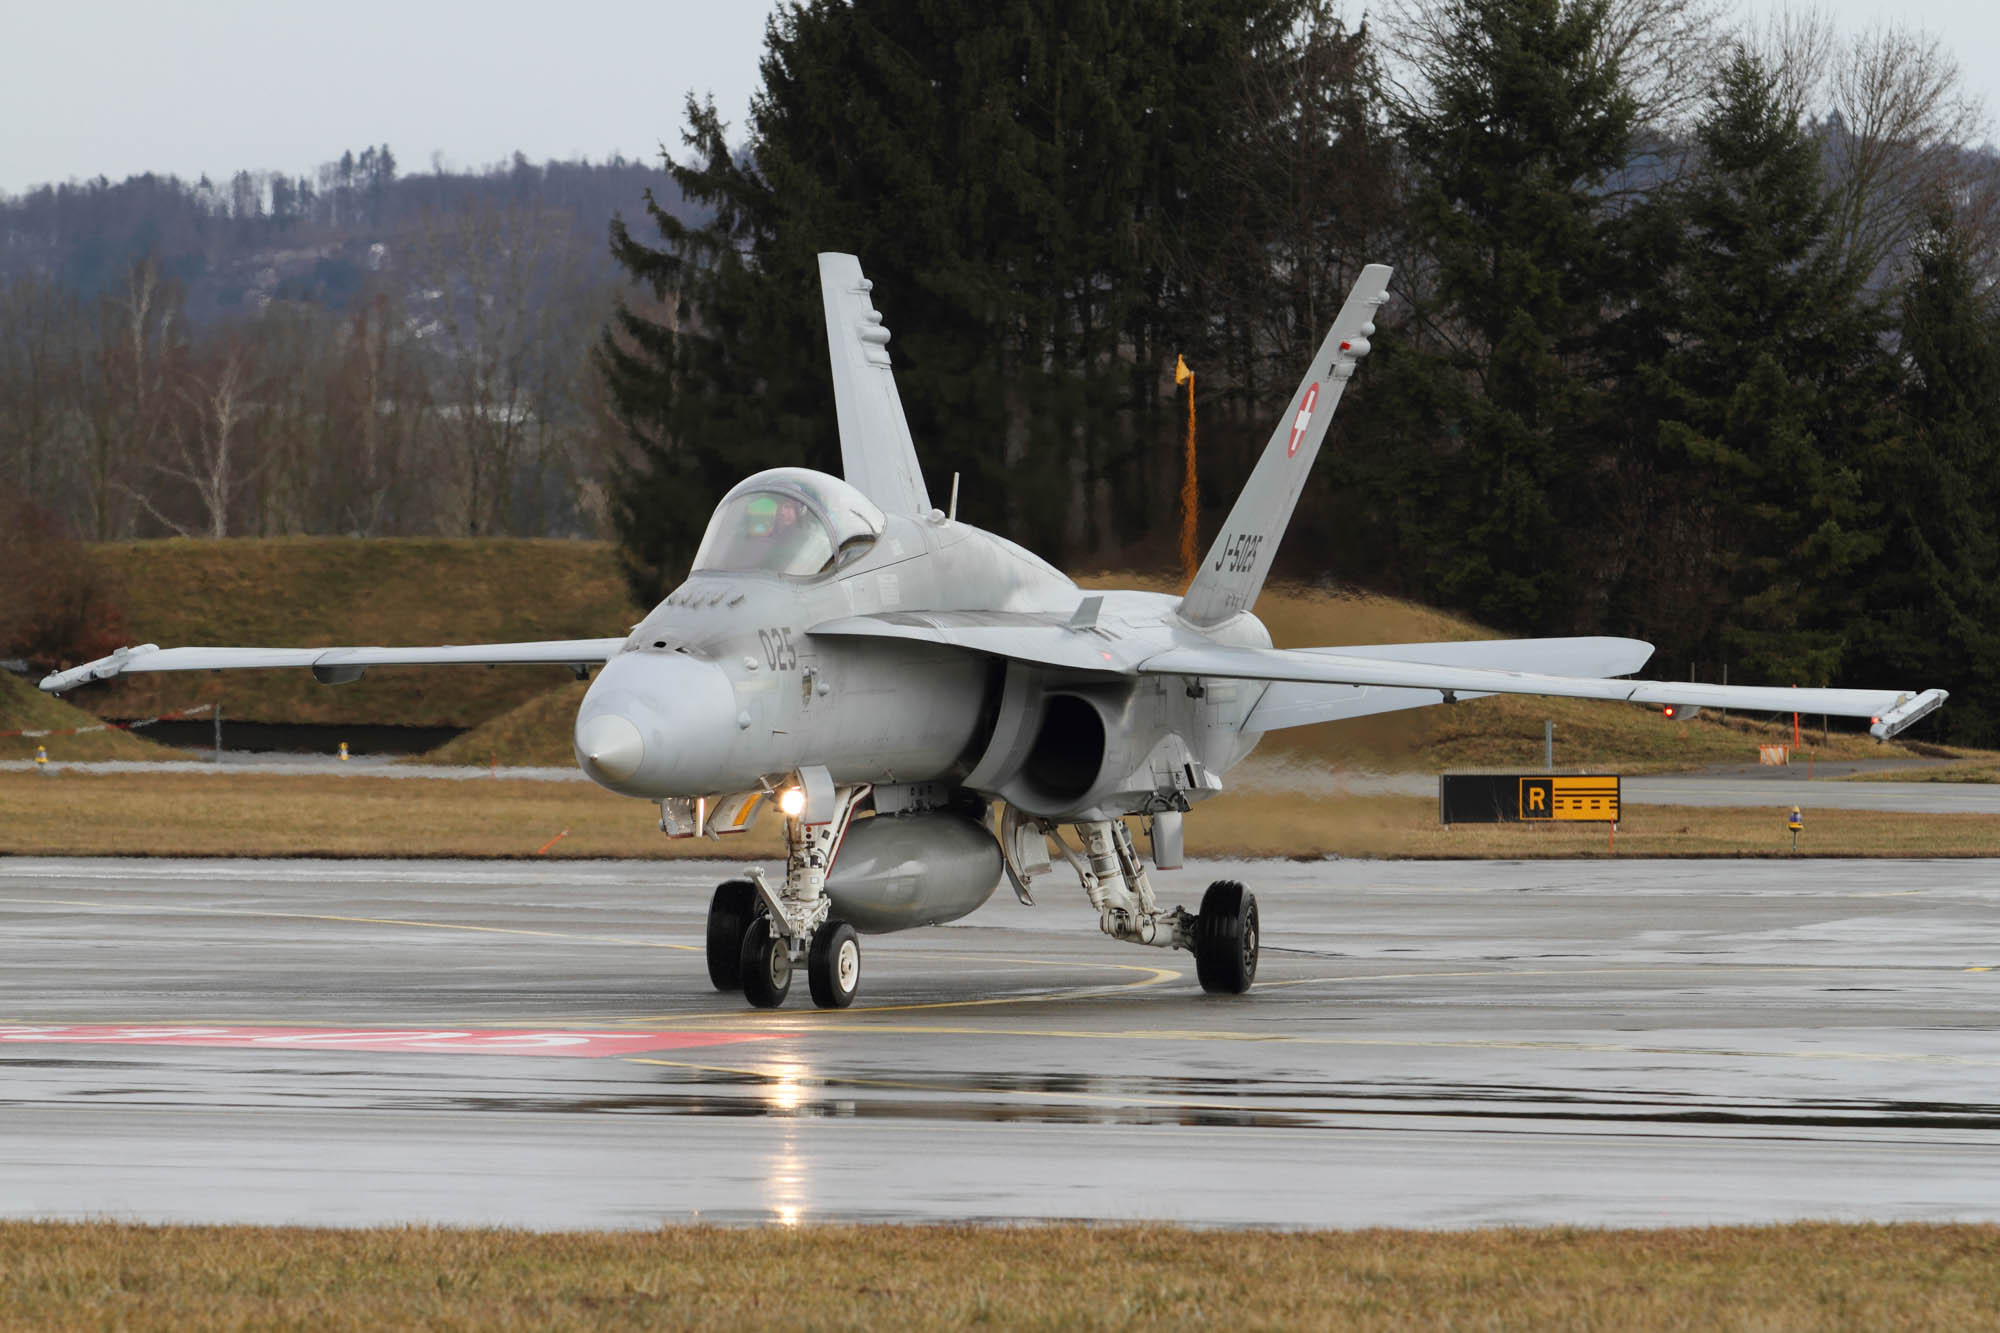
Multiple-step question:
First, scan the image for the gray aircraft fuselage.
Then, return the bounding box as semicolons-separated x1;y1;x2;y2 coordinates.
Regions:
573;486;1269;822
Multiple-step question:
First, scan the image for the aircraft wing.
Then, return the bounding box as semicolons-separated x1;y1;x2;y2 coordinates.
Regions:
39;639;627;693
1143;644;1947;740
819;253;932;516
1241;637;1655;730
807;611;1141;675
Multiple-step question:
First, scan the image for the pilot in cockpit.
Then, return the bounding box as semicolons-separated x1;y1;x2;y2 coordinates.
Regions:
745;494;805;543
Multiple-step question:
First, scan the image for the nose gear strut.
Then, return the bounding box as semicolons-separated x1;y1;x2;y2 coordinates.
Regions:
724;780;872;1010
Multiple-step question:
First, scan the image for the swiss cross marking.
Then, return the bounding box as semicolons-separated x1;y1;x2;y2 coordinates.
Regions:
1287;382;1320;457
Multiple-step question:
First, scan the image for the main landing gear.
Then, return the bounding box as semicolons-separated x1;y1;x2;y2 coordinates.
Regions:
1019;815;1261;994
706;781;869;1010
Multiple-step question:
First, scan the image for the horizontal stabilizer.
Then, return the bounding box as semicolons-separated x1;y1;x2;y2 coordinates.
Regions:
1244;637;1654;731
1142;642;1945;739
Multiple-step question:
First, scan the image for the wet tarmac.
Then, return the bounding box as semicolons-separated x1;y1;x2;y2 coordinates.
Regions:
2;855;1997;1229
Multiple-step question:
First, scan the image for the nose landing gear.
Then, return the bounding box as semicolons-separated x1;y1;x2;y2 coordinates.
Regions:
703;778;871;1010
714;898;859;1011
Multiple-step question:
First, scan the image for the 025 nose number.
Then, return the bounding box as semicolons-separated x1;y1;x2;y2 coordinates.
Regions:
758;627;799;671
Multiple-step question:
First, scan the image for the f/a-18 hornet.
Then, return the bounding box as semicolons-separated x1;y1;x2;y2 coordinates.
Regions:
45;256;1947;1009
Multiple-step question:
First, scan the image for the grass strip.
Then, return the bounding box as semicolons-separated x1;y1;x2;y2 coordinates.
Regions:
0;1220;1996;1331
5;770;1999;860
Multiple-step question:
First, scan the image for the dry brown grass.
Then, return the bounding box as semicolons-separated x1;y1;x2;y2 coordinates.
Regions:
0;1220;1996;1331
0;673;181;762
1849;759;2000;785
1188;789;2000;858
5;770;1997;861
0;770;778;860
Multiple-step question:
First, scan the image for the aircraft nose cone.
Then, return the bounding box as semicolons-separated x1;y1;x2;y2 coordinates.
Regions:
575;713;645;783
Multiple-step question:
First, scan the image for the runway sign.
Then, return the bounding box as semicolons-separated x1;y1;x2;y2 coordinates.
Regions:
0;1025;774;1057
1440;774;1621;824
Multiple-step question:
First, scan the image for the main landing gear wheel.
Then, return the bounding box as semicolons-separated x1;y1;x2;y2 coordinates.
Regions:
807;920;861;1009
706;880;760;991
1193;880;1259;995
739;917;793;1008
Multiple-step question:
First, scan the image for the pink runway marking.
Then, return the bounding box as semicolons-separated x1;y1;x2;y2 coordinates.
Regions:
0;1025;773;1057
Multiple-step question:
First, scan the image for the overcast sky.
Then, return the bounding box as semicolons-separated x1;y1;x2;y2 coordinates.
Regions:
2;0;1995;198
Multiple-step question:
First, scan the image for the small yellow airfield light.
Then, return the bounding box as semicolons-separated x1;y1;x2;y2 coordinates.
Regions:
1788;805;1804;852
338;741;350;762
35;743;50;773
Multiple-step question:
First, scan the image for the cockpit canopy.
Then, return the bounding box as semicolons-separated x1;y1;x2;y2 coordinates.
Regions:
691;468;887;579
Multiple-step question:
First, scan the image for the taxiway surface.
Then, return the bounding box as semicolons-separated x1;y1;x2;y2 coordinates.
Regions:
2;856;1996;1229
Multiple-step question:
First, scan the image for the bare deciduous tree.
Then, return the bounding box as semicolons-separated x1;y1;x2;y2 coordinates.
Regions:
1822;22;1996;286
128;341;266;538
87;258;183;539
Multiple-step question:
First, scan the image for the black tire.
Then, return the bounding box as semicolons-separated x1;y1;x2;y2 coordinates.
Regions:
739;916;793;1008
1193;880;1259;994
807;920;861;1009
706;880;760;991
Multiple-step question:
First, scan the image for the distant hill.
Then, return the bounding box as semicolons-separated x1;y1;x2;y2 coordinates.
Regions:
0;149;693;323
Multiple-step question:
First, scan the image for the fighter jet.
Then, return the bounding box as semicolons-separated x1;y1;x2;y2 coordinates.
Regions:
44;255;1947;1009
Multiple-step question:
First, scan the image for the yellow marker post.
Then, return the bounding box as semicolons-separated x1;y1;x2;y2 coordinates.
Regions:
1174;354;1198;589
35;744;49;774
338;741;349;762
1787;805;1804;852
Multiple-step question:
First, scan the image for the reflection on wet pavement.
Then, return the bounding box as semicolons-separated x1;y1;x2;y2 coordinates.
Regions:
2;856;1998;1228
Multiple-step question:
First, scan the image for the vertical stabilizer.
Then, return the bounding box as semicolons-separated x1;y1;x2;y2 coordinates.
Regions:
1178;264;1392;626
818;253;933;515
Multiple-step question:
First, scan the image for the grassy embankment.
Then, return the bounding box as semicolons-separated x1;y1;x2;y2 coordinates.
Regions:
1;1220;1995;1330
73;537;639;729
0;673;177;762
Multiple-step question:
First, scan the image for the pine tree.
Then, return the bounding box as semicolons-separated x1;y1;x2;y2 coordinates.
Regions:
1386;0;1638;633
1622;51;1891;684
599;0;1326;605
1848;204;2000;741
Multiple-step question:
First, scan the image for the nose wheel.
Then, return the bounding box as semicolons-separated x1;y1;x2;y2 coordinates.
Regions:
726;897;862;1010
807;920;861;1009
739;917;793;1008
705;880;761;991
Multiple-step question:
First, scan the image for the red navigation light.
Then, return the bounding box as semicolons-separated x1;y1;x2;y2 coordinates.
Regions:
1662;705;1677;719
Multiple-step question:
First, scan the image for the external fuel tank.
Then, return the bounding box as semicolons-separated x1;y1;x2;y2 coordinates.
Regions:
824;811;1004;934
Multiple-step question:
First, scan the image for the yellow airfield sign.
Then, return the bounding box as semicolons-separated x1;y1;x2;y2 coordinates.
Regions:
1519;776;1620;821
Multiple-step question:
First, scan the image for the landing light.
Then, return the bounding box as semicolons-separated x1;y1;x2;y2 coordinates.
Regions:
778;787;807;818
